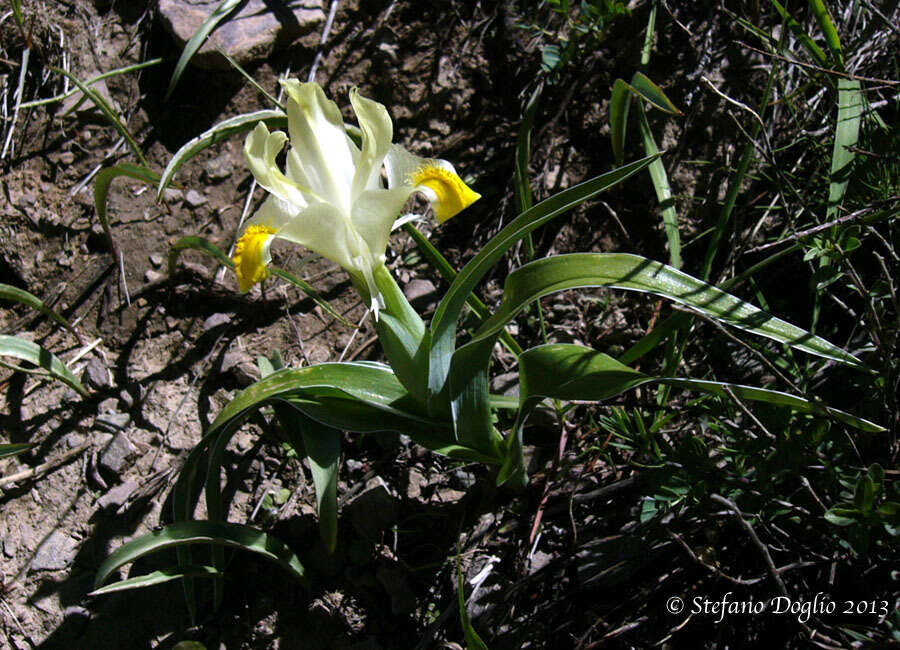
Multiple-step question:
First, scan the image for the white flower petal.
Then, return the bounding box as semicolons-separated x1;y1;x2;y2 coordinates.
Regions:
280;80;355;215
350;187;415;265
272;200;358;272
244;123;310;207
349;87;393;196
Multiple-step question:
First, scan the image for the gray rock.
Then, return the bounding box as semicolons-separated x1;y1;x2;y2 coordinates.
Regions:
184;189;208;208
31;531;78;571
202;312;231;332
99;432;136;474
97;480;139;510
149;253;165;267
144;269;164;283
96;412;131;433
205;153;234;181
83;357;110;389
158;0;325;69
162;187;183;203
490;371;519;397
345;477;397;540
403;278;437;310
183;261;209;278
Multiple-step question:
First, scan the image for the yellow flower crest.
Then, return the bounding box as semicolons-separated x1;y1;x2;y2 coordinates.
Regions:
233;225;277;292
410;165;482;223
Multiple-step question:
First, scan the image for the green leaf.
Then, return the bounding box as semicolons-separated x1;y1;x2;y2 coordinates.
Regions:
50;67;149;167
505;344;884;484
515;83;542;214
629;72;683;115
827;78;862;220
157;110;287;197
808;0;843;67
0;283;79;339
95;164;161;259
854;476;876;513
88;565;221;596
428;154;659;411
476;253;864;368
824;507;860;527
0;334;88;396
638;103;680;267
93;521;306;591
165;0;244;101
0;442;34;459
610;79;632;167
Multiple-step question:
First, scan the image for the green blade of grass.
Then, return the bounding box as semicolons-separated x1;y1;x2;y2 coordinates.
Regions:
0;334;88;396
19;59;162;111
827;78;862;220
769;0;828;66
637;102;680;268
0;442;34;459
89;565;221;597
808;0;843;67
166;0;244;101
0;283;79;339
50;67;149;167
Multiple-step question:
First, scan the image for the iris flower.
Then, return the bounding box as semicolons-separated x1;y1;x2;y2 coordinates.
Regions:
232;80;480;317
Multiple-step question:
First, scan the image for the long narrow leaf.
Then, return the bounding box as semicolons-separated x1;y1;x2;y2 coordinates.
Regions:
610;79;632;167
0;283;79;338
475;253;864;368
50;67;149;167
638;103;680;268
0;442;34;459
0;335;88;396
93;521;306;591
808;0;843;66
768;0;828;66
826;78;862;220
89;565;221;596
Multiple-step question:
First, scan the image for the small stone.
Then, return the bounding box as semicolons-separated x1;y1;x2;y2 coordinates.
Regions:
97;480;139;510
205;153;233;181
158;0;325;69
345;459;364;474
232;361;259;387
31;531;78;571
83;357;110;389
432;488;466;503
63;432;86;449
99;397;118;412
99;432;136;474
149;253;165;267
119;388;134;408
403;278;437;310
58;151;75;165
345;477;397;540
184;189;208;208
144;269;164;283
96;412;131;433
452;469;476;490
406;468;427;500
163;187;183;203
202;313;231;333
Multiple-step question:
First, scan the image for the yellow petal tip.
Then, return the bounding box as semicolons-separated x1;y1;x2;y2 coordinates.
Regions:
233;225;277;292
411;165;480;223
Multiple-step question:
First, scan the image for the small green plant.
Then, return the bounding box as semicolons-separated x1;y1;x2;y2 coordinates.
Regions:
92;80;883;614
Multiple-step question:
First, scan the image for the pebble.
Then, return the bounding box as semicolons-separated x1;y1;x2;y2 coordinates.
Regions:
31;531;78;571
403;278;437;310
97;480;139;510
163;187;183;203
144;269;164;283
184;189;208;208
96;412;131;433
149;253;165;267
205;153;233;181
83;357;110;389
99;432;135;474
202;313;231;333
